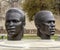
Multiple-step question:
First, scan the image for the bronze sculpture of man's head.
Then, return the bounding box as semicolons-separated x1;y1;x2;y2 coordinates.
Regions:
34;10;55;39
5;8;25;40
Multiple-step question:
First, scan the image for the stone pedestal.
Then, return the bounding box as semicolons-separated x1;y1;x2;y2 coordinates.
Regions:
0;39;60;50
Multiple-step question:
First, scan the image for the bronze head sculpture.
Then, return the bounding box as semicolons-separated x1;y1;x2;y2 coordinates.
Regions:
5;8;25;40
34;10;55;39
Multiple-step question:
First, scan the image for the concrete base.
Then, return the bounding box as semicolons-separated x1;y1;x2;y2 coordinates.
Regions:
0;39;60;50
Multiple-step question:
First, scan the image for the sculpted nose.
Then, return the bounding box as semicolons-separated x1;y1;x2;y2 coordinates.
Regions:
50;22;55;27
9;21;14;26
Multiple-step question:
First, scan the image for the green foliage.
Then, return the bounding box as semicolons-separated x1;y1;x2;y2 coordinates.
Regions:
22;0;58;21
22;0;41;21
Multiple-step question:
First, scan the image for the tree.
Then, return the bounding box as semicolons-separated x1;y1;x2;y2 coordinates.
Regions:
22;0;40;21
22;0;56;21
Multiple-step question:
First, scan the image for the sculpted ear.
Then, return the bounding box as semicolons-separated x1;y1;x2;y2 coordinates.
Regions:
22;16;25;26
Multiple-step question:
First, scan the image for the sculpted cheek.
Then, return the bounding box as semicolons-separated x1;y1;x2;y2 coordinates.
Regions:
15;23;22;33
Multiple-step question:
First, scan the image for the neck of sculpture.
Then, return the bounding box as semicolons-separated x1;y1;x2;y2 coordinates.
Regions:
37;29;51;39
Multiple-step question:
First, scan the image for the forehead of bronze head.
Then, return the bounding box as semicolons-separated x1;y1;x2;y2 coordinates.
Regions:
35;11;55;22
6;8;24;21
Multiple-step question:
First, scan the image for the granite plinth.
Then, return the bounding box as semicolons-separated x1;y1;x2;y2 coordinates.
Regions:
0;39;60;50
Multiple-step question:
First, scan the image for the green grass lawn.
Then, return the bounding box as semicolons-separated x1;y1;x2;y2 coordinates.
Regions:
23;34;58;40
23;34;40;39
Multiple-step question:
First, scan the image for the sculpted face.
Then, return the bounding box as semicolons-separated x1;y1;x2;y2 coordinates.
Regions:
41;15;55;35
5;13;23;38
5;8;25;40
34;11;55;36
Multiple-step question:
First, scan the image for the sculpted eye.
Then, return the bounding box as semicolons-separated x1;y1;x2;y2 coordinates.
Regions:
6;20;10;23
53;21;55;23
5;20;10;25
13;20;19;23
47;21;51;23
47;21;55;24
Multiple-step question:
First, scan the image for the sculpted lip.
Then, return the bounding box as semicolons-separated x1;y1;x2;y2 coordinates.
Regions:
50;28;55;31
49;29;55;35
50;29;55;31
7;27;15;30
7;28;15;32
8;30;15;32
